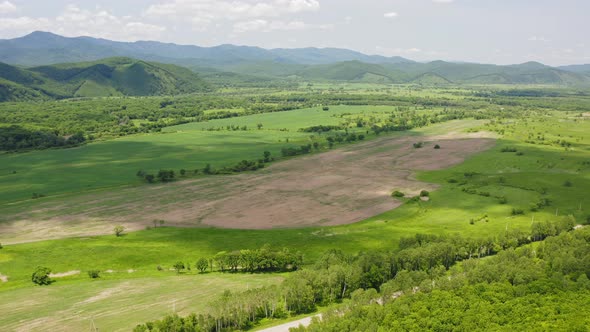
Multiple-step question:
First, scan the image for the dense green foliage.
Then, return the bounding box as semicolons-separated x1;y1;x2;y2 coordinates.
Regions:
134;221;583;331
31;266;52;285
0;57;210;101
0;125;85;151
296;227;590;332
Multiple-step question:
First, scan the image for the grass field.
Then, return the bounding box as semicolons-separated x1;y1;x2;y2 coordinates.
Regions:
0;105;405;204
2;115;588;283
0;273;283;332
1;87;589;331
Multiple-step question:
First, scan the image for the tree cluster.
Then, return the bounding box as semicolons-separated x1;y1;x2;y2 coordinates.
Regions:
0;125;85;151
135;218;580;331
295;227;590;332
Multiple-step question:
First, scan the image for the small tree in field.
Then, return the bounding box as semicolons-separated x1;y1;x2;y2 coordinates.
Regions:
144;174;155;183
114;225;125;237
0;242;3;249
434;144;441;149
173;261;185;274
391;191;405;198
196;258;209;273
88;270;101;279
32;266;52;285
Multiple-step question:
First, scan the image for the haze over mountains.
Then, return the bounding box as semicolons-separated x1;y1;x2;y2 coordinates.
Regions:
0;31;589;101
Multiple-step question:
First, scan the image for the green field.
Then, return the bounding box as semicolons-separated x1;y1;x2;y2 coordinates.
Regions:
1;85;590;331
0;105;405;204
0;273;283;332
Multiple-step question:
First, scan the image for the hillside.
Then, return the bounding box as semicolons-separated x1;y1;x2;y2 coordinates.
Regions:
253;60;590;85
0;32;589;87
0;58;210;101
559;64;590;75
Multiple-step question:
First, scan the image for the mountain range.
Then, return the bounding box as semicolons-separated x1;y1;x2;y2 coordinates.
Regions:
0;31;589;99
0;57;209;101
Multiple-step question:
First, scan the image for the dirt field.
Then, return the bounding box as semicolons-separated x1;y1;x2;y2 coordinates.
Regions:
0;132;495;244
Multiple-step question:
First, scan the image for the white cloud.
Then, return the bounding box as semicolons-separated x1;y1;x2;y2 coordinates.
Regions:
0;16;49;31
0;5;166;41
383;12;398;18
376;46;423;55
145;0;320;30
432;0;455;3
233;19;332;33
0;1;16;14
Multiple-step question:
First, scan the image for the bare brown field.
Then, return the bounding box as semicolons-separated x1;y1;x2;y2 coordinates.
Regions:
0;132;495;244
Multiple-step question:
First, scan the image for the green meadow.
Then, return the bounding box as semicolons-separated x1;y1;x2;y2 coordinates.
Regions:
0;105;400;204
2;112;588;285
1;85;589;331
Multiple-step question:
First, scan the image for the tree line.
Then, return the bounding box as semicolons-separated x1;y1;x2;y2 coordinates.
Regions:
137;152;274;183
0;125;86;151
133;216;581;332
295;226;590;331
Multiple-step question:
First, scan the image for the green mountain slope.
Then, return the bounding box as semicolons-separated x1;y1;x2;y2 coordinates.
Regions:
0;57;210;101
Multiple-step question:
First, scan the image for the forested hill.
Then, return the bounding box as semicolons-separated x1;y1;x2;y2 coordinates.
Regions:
218;60;590;85
1;32;589;86
0;57;210;101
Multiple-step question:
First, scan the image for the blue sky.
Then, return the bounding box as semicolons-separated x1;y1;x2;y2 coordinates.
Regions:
0;0;588;65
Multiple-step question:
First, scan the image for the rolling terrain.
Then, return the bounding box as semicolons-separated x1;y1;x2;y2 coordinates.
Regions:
1;32;589;86
0;57;210;101
1;76;589;331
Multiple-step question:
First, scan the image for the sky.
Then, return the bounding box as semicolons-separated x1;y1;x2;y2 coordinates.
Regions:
0;0;588;66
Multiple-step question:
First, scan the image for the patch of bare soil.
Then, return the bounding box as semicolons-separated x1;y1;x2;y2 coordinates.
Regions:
0;273;7;282
76;282;135;305
0;133;495;242
49;270;80;278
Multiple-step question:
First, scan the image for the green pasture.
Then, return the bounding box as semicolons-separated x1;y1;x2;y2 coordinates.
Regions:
2;116;588;287
1;87;589;331
0;105;401;204
0;273;283;332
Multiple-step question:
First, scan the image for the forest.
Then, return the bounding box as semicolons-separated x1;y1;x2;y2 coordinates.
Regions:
133;216;586;331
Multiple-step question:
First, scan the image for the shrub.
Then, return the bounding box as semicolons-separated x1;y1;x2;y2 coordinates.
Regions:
498;196;508;204
196;258;209;273
114;225;125;237
391;191;405;198
157;265;163;271
563;180;573;187
31;266;52;285
511;208;525;216
420;190;430;197
434;144;441;149
173;261;185;274
0;242;3;249
322;106;330;111
88;270;101;279
501;147;517;152
413;142;424;149
516;151;524;156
